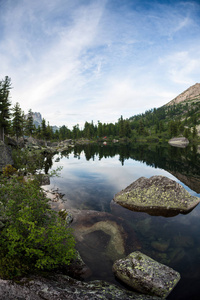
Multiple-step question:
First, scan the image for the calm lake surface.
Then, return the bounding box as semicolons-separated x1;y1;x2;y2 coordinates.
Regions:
46;143;200;300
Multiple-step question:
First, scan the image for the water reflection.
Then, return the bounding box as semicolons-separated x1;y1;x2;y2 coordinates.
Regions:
47;143;200;300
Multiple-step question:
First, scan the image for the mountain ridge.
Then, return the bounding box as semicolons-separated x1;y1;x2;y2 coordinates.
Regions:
166;83;200;106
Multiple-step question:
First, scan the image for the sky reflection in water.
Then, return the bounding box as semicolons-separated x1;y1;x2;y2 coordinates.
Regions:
47;148;200;300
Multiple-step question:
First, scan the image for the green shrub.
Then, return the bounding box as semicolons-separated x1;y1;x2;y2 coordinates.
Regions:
0;176;76;279
2;164;17;177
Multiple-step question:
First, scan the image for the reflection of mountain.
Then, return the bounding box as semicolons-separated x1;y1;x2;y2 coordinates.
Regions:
168;171;200;194
129;144;200;193
62;143;200;194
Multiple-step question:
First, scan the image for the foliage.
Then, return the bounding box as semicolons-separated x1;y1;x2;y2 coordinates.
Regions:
2;164;17;177
0;76;12;141
1;75;200;143
12;102;24;140
12;148;48;174
25;109;35;136
0;176;76;279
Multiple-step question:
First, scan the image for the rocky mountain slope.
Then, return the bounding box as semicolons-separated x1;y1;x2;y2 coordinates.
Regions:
32;112;42;128
166;83;200;106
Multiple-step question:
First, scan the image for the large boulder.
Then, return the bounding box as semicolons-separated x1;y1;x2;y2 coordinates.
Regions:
112;251;180;298
113;176;200;217
0;274;161;300
0;141;13;171
168;137;189;148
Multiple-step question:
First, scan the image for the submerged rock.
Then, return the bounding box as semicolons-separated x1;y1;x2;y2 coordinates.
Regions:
70;209;128;261
113;176;200;217
151;239;170;252
0;274;161;300
172;235;194;248
113;251;180;298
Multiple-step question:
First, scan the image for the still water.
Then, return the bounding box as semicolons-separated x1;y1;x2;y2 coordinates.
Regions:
47;143;200;300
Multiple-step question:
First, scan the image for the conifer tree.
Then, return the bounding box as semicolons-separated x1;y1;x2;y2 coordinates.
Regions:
26;109;35;136
12;102;23;141
0;76;12;141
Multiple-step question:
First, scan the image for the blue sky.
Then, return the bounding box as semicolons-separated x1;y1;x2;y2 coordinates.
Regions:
0;0;200;128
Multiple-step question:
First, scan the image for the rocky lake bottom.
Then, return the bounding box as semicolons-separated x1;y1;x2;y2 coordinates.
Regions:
45;143;200;299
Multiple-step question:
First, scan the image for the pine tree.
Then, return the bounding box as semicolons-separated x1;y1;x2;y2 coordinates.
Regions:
192;126;198;139
0;76;12;141
12;102;23;141
118;115;124;137
124;120;131;137
97;121;103;138
26;109;35;136
46;121;53;140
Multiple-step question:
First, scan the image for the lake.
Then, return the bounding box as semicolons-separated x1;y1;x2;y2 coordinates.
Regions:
46;142;200;300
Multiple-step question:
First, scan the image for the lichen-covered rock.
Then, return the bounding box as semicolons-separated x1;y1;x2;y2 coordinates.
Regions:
0;274;161;300
113;251;180;298
114;176;200;216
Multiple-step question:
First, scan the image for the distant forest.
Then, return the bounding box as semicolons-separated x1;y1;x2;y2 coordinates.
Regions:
0;76;199;143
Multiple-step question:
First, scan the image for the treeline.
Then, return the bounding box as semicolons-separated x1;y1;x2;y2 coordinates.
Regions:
1;76;199;143
0;76;56;142
57;116;131;140
0;76;132;141
129;102;199;141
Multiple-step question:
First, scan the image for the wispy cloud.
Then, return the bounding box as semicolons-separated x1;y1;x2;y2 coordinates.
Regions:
0;0;200;127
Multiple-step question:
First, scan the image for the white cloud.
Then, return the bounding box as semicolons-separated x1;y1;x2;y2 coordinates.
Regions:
159;50;200;85
0;0;200;127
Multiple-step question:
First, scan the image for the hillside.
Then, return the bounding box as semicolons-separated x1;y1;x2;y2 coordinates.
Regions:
129;83;200;142
166;83;200;106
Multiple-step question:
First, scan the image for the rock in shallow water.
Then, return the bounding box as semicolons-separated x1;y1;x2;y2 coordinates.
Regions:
112;251;180;298
113;175;200;217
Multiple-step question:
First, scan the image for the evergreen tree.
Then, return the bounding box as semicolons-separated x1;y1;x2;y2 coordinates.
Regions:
168;120;178;137
192;126;198;139
59;125;71;140
41;118;47;141
124;120;131;137
72;124;80;139
118;115;124;137
12;102;23;141
138;120;145;135
36;125;42;139
183;127;190;139
0;76;12;141
26;109;35;136
97;121;103;138
46;122;53;140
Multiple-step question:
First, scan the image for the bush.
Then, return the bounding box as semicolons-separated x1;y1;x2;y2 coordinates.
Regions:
0;176;76;279
2;164;17;177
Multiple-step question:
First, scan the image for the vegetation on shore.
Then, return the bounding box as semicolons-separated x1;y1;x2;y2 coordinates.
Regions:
0;166;76;279
1;76;200;145
0;75;200;281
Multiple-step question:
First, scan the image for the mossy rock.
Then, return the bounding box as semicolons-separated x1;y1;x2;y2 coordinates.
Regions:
0;273;161;300
114;176;200;217
113;251;180;298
